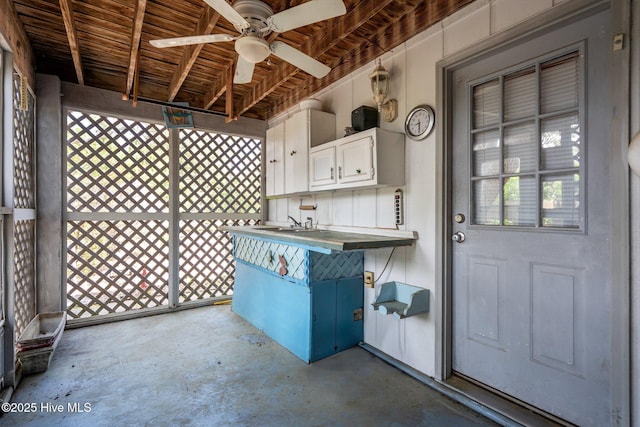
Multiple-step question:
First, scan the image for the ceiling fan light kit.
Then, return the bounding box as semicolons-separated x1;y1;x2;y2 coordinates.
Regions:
235;36;270;63
152;0;347;84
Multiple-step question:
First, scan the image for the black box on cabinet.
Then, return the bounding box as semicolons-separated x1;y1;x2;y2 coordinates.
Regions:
351;106;378;131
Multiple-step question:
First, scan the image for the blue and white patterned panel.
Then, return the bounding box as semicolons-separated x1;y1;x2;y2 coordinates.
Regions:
235;236;309;281
310;251;363;281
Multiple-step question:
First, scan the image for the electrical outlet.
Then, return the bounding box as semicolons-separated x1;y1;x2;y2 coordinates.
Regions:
364;271;374;288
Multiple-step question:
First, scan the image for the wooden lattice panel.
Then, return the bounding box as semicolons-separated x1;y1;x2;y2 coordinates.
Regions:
14;220;36;339
66;111;170;213
179;219;258;302
65;111;262;320
179;129;261;213
66;220;170;319
12;75;35;209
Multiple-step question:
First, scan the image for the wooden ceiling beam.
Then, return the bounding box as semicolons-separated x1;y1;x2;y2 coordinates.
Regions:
125;0;147;96
167;7;222;102
203;61;232;109
268;0;475;117
0;0;35;88
225;62;237;123
236;0;396;116
58;0;84;85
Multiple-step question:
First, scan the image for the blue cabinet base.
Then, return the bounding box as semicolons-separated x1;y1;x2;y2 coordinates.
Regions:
232;262;363;363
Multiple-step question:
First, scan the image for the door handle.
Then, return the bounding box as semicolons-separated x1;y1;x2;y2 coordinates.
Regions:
451;231;466;243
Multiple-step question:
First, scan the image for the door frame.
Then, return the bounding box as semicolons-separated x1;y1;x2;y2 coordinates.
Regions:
434;0;630;424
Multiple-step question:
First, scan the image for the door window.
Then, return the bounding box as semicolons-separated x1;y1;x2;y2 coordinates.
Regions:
470;51;582;229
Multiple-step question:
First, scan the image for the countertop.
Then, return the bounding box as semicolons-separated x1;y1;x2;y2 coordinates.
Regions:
222;225;417;253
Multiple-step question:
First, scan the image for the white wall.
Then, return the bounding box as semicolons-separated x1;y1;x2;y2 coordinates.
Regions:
630;0;640;424
268;0;583;377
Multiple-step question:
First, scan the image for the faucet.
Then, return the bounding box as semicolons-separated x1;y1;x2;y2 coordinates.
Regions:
287;215;302;228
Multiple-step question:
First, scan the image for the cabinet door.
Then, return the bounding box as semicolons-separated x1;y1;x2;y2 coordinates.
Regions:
337;135;374;184
284;112;309;194
309;146;336;188
265;123;285;196
335;277;363;351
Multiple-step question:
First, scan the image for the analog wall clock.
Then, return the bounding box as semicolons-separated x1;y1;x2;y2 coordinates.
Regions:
404;105;435;140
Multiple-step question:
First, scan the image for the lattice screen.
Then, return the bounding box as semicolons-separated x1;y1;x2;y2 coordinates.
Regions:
66;111;262;321
12;74;36;339
13;76;35;209
179;130;261;213
67;111;169;213
14;220;36;339
67;220;169;318
179;219;257;302
178;129;261;302
66;111;171;319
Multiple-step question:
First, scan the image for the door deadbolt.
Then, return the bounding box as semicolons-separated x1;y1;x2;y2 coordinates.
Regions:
454;213;465;224
451;231;466;243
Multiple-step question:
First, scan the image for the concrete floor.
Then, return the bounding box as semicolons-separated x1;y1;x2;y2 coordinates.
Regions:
3;305;497;427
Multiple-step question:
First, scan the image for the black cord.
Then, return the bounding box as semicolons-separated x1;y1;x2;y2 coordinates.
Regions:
374;247;396;284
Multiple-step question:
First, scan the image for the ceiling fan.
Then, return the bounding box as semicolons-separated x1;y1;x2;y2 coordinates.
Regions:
150;0;347;84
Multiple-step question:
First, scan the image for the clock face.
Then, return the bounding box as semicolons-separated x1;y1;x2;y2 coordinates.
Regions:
405;105;435;140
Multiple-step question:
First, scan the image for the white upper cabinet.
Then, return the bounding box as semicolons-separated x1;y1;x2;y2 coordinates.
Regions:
265;122;285;197
309;144;337;189
337;134;375;184
309;127;405;191
284;109;336;194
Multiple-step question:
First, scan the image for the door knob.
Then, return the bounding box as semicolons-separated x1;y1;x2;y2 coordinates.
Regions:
451;231;466;243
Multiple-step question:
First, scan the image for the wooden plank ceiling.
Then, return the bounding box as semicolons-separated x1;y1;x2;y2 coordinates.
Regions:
13;0;474;121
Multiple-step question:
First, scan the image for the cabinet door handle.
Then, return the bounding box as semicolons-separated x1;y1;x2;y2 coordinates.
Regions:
290;150;296;156
330;167;334;180
356;168;361;174
269;159;277;163
338;166;342;179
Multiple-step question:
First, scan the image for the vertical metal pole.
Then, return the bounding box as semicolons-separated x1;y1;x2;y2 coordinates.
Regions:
168;128;180;308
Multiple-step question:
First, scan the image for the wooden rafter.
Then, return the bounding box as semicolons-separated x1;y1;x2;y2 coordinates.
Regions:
59;0;84;85
168;7;222;102
125;0;147;96
225;61;236;123
203;71;229;110
235;0;396;116
0;0;35;87
268;0;475;117
14;0;478;120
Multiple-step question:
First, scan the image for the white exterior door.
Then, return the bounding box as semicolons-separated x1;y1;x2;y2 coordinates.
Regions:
450;10;612;426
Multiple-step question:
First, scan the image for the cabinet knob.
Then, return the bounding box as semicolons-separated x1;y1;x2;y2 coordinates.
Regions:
290;150;297;156
356;169;361;174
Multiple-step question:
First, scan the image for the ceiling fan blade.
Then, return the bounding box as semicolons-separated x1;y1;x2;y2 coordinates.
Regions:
204;0;250;30
150;34;234;48
270;41;330;79
234;56;255;84
269;0;346;33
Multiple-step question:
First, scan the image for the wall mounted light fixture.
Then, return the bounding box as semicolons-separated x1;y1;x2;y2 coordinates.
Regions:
369;59;397;122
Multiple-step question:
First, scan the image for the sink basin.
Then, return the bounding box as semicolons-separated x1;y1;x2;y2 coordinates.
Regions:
275;227;323;233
